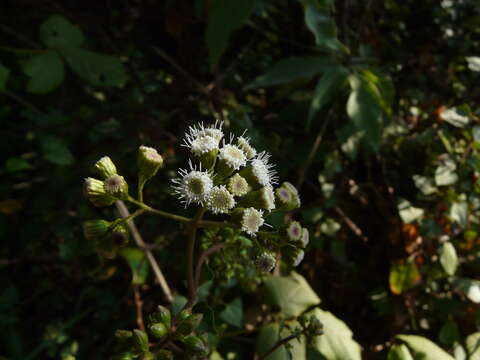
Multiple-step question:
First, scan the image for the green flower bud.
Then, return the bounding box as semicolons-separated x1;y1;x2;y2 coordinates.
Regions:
275;183;301;211
83;219;111;241
148;305;171;328
149;323;168;339
237;186;275;211
114;330;135;354
138;146;163;183
111;223;130;247
115;330;133;340
184;335;208;357
104;175;129;199
176;313;203;335
83;177;116;207
178;309;191;321
155;350;174;360
227;173;250;197
132;329;149;352
308;316;324;336
94;156;117;179
283;245;304;267
254;251;276;272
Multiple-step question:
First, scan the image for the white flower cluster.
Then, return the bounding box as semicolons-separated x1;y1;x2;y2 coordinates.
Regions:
172;122;287;236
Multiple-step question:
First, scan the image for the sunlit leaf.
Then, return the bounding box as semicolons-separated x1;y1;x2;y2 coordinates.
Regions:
435;159;458;186
389;259;421;295
440;107;470;128
388;344;414;360
439;242;458;276
412;175;437;195
466;332;480;360
454;278;480;303
396;335;455;360
398;199;424;224
450;201;468;228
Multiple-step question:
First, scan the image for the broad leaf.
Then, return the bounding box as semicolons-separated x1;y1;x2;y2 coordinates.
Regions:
388;344;414;360
5;158;31;173
310;308;362;360
219;297;243;328
307;66;348;129
247;56;337;88
39;15;84;48
412;175;437;195
450;201;468;228
435;159;458;186
256;323;290;360
398;199;424;224
466;332;480;360
303;2;345;52
396;335;455;360
40;136;74;165
23;51;64;94
61;47;127;86
206;0;258;67
454;278;480;303
439;319;460;346
120;248;149;285
0;64;10;91
439;242;458;276
264;272;320;317
389;259;421;295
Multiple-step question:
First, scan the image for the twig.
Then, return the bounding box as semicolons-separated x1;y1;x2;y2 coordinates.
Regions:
296;110;333;190
4;90;44;115
133;285;146;331
185;207;206;308
334;206;368;242
258;334;299;360
115;201;174;303
194;243;225;289
0;24;41;48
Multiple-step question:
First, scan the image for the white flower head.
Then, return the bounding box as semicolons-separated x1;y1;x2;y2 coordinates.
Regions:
185;121;224;143
237;136;257;159
172;161;213;206
276;186;292;204
218;143;247;170
260;186;275;211
207;185;236;214
293;249;305;267
227;173;250;197
189;135;219;157
139;146;163;163
287;221;302;241
301;228;309;248
251;151;278;187
254;251;276;272
241;207;264;236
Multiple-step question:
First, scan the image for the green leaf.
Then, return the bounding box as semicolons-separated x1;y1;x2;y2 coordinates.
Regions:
412;175;437;195
320;218;341;236
219;297;243;328
206;0;258;67
396;335;455;360
389;259;421;295
61;47;127;86
453;278;480;303
39;15;84;48
23;51;64;94
40;136;74;166
398;199;424;224
256;323;290;360
171;295;188;316
388;344;414;360
466;332;480;360
439;242;458;276
303;2;345;52
307;66;348;129
120;248;149;285
0;64;10;91
439;319;460;346
450;201;468;228
310;308;362;360
346;73;383;150
264;272;320;317
5;158;31;173
454;342;467;360
247;56;337;88
435;159;458;186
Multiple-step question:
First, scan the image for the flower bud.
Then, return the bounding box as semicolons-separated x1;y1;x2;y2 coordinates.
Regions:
178;309;191;321
206;185;236;214
275;183;301;211
94;156;117;179
227;173;250;197
231;207;264;236
132;329;149;352
283;246;305;267
115;329;133;341
254;251;276;272
300;228;309;248
149;323;168;339
138;146;164;183
184;335;208;357
149;305;171;328
83;177;116;207
176;313;203;335
104;175;129;199
83;219;111;241
238;186;275;211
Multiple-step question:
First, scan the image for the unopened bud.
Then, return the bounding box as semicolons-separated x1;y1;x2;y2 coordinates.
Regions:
254;252;276;272
111;223;130;247
184;335;208;357
176;313;203;335
104;175;129;199
275;182;301;211
83;177;116;207
83;219;111;241
115;329;133;340
138;146;163;183
132;329;149;352
149;305;171;328
227;174;250;197
149;323;168;339
238;186;275;211
94;156;117;179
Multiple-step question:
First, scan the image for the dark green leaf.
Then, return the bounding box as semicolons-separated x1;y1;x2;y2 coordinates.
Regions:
0;64;10;91
206;0;258;67
171;295;188;316
256;323;290;360
247;56;338;88
23;51;64;94
61;47;127;86
219;297;243;328
120;248;149;285
5;158;31;173
40;136;74;166
307;66;348;129
39;15;84;48
439;319;460;346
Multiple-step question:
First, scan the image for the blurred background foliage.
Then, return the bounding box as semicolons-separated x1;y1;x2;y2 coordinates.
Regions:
1;0;480;359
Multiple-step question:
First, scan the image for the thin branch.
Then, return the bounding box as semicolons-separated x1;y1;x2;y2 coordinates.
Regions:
4;90;44;115
258;334;299;360
334;206;368;242
115;201;174;303
194;243;225;289
185;207;206;308
0;24;41;48
133;285;146;331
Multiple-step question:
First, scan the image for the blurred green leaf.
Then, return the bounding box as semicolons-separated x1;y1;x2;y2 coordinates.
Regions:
389;259;421;295
247;56;337;88
439;242;458;276
256;323;290;360
206;0;258;67
453;278;480;303
5;157;31;172
466;332;480;360
396;335;455;360
171;295;188;316
219;297;243;328
450;201;468;228
39;15;84;48
23;51;64;94
439;319;460;346
435;159;458;186
412;175;437;195
398;199;424;224
40;136;74;165
320;218;341;236
61;47;127;86
120;248;149;285
0;64;10;91
264;272;320;317
388;344;414;360
307;66;348;129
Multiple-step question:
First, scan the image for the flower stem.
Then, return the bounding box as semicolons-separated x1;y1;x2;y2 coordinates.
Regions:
127;196;192;223
186;207;205;308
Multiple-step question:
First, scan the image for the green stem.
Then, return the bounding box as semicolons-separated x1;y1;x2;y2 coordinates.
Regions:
127;196;192;223
186;207;205;308
138;179;146;203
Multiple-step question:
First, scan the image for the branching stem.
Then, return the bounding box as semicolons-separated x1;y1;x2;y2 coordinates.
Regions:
185;207;205;308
